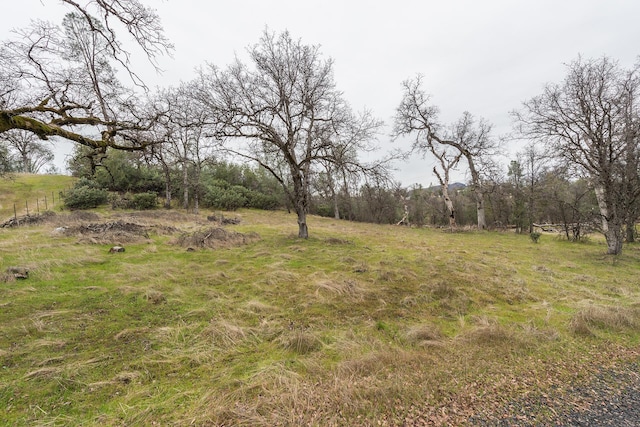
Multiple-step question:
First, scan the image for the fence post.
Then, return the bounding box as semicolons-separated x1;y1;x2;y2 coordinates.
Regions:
14;203;17;225
37;198;40;214
44;196;48;211
26;201;29;216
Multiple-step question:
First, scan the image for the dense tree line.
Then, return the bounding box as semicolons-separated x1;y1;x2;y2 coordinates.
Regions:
1;1;638;252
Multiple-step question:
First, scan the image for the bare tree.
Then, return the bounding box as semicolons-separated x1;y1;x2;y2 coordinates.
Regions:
394;76;497;229
0;130;54;173
0;0;171;149
514;56;640;255
193;30;383;238
316;109;389;220
432;146;462;229
518;142;550;233
154;85;215;212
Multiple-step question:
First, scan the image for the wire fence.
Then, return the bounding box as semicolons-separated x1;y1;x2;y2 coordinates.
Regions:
2;191;64;227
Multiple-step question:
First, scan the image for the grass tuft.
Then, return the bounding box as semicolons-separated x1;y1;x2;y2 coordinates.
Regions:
459;316;515;345
569;304;640;336
277;329;322;354
145;289;167;304
404;323;444;345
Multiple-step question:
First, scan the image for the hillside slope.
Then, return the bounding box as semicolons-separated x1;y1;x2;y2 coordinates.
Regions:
0;174;75;220
0;190;639;425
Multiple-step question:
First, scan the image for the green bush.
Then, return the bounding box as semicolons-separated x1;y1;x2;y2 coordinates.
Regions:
109;192;158;210
246;191;280;210
74;177;103;190
128;192;158;210
203;186;247;211
63;185;108;210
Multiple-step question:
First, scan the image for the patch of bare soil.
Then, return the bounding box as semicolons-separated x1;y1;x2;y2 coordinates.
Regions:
174;227;260;250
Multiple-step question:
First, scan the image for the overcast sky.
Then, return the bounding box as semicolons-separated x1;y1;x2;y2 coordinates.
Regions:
3;0;640;186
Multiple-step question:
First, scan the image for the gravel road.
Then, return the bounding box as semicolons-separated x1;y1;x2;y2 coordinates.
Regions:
467;361;640;426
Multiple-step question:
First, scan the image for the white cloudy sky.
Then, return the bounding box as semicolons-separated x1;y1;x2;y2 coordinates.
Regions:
2;0;640;185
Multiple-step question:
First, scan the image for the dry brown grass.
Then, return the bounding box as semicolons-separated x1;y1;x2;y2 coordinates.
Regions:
569;303;640;336
404;323;445;345
203;319;258;347
458;316;515;345
277;329;323;354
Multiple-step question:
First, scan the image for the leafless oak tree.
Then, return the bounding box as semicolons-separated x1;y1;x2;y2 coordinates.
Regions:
514;56;640;255
394;76;497;229
0;130;54;173
432;145;462;229
193;30;384;238
153;85;215;212
0;0;171;150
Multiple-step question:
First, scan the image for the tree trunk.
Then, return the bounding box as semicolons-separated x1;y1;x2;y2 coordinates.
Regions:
164;181;172;209
595;185;623;255
467;157;486;230
341;172;353;221
476;194;486;230
182;162;189;210
297;208;309;238
604;225;624;255
161;164;172;209
626;216;637;243
477;200;487;230
193;165;201;215
21;153;30;173
291;169;310;238
440;185;456;229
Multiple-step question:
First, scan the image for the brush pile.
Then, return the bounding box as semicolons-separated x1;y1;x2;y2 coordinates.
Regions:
63;220;151;244
174;227;259;250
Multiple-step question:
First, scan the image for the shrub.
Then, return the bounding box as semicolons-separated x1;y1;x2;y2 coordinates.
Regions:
530;231;541;243
200;176;281;211
202;184;247;211
74;177;103;190
109;192;158;210
128;192;158;210
63;185;108;210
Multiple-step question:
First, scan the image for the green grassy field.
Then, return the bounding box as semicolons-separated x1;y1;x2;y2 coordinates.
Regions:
1;175;639;426
0;174;75;220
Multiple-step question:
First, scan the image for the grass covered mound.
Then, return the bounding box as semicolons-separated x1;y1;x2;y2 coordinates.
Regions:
1;206;640;426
